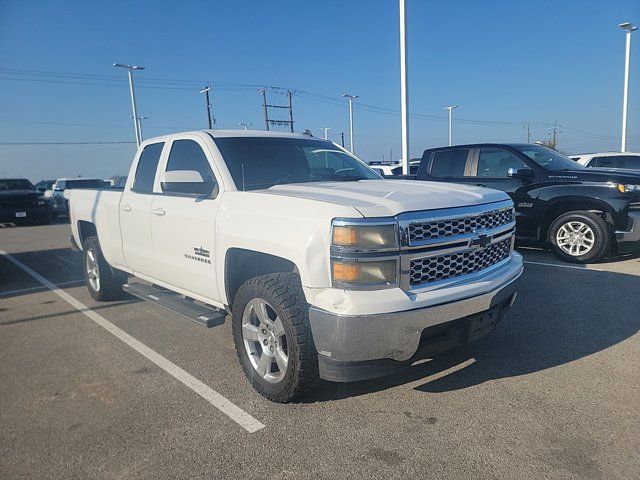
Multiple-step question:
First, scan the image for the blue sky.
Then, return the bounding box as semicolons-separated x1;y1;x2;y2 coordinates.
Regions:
1;0;639;180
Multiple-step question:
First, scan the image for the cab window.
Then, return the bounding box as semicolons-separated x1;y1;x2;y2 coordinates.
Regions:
477;148;527;177
429;149;469;177
163;140;216;195
132;142;164;193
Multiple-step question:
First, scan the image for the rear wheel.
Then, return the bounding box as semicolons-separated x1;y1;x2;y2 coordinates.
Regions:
82;236;127;301
232;272;318;402
548;211;610;263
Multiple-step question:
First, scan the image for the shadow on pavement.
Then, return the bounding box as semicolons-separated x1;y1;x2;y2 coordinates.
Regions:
302;265;640;402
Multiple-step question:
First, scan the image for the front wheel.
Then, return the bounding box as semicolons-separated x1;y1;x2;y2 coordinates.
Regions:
82;236;127;301
548;211;610;263
232;272;318;402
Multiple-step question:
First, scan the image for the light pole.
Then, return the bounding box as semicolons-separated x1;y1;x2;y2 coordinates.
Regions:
619;22;637;152
322;127;331;140
443;105;459;146
200;85;215;129
342;94;358;153
238;122;252;130
113;63;145;146
132;115;147;143
399;0;410;174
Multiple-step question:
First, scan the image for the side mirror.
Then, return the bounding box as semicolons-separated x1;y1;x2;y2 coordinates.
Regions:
54;187;63;192
161;170;214;196
507;167;534;181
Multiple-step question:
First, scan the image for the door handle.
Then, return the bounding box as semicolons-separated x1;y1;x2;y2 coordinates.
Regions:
152;207;166;216
121;204;132;212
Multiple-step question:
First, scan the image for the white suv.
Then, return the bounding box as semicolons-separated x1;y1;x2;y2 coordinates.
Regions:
571;152;640;171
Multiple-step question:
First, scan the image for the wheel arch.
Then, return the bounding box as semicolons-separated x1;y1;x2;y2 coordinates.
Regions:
77;220;98;248
540;198;615;242
224;248;298;308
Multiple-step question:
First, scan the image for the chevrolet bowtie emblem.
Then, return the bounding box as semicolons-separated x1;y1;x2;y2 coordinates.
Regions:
193;246;210;258
471;232;491;248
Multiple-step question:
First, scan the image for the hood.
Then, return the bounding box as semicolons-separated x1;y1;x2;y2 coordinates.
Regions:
560;168;640;184
0;190;41;199
259;180;510;217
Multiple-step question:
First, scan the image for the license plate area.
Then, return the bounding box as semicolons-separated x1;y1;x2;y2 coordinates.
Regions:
467;309;500;342
15;211;27;218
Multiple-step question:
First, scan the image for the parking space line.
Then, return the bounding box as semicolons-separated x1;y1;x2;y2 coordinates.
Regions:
0;249;266;434
0;279;84;297
523;260;604;271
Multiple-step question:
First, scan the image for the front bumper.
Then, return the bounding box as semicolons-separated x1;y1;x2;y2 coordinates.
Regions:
615;212;640;244
309;266;522;382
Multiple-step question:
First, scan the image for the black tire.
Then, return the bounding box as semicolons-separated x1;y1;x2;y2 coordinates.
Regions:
232;272;319;403
548;211;610;263
82;236;127;301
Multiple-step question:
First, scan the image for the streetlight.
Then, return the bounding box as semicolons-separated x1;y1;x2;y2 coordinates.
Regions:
113;62;145;146
131;115;147;143
619;22;637;152
399;0;410;174
342;94;358;153
322;127;331;140
238;122;252;130
443;105;459;146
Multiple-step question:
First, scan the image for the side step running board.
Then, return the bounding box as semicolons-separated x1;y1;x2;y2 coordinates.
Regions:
123;283;226;328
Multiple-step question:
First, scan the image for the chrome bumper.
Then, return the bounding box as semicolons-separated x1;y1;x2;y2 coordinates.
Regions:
308;266;522;365
615;212;640;243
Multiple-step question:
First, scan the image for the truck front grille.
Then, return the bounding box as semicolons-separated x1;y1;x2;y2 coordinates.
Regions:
408;207;514;243
409;237;511;286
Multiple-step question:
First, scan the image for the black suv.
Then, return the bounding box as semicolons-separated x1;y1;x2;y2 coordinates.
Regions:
413;143;640;263
0;178;51;225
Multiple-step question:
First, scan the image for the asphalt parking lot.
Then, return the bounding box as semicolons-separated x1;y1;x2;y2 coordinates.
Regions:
1;221;638;480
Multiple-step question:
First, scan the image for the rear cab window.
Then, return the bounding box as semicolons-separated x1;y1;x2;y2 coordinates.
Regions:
428;149;470;177
132;142;164;193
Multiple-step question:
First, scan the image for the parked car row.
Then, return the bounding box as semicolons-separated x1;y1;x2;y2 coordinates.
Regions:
1;177;116;225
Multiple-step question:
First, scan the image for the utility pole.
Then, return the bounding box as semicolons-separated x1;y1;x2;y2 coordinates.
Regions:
551;121;558;149
389;147;393;162
619;22;637;152
260;88;295;132
399;0;410;174
238;122;252;130
113;62;145;146
322;127;331;140
200;85;215;129
341;132;345;148
288;90;294;133
260;88;269;130
523;123;531;143
342;93;358;153
443;105;459;146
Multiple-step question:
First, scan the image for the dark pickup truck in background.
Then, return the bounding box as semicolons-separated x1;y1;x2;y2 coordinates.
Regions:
409;143;640;263
0;178;51;225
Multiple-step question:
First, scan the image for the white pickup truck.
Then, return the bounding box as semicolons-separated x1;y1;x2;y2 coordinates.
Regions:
69;130;523;402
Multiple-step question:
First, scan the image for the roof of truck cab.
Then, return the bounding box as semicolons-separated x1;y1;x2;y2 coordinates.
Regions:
205;129;323;139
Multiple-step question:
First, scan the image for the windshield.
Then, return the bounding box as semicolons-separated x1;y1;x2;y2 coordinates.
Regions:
213;137;381;191
0;179;35;191
516;145;584;172
64;179;106;189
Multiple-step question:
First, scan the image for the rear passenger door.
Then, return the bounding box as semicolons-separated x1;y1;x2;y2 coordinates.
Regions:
120;142;165;276
149;137;222;304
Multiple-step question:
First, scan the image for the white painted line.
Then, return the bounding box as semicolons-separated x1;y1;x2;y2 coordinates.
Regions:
0;250;266;434
0;279;85;297
148;295;160;301
523;260;604;272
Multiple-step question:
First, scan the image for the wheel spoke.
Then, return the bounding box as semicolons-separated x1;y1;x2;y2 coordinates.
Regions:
254;300;270;324
256;353;271;377
272;317;285;337
275;347;288;373
242;323;260;342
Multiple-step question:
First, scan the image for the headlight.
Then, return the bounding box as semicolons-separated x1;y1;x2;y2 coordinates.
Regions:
331;222;398;251
617;184;640;193
331;259;397;286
